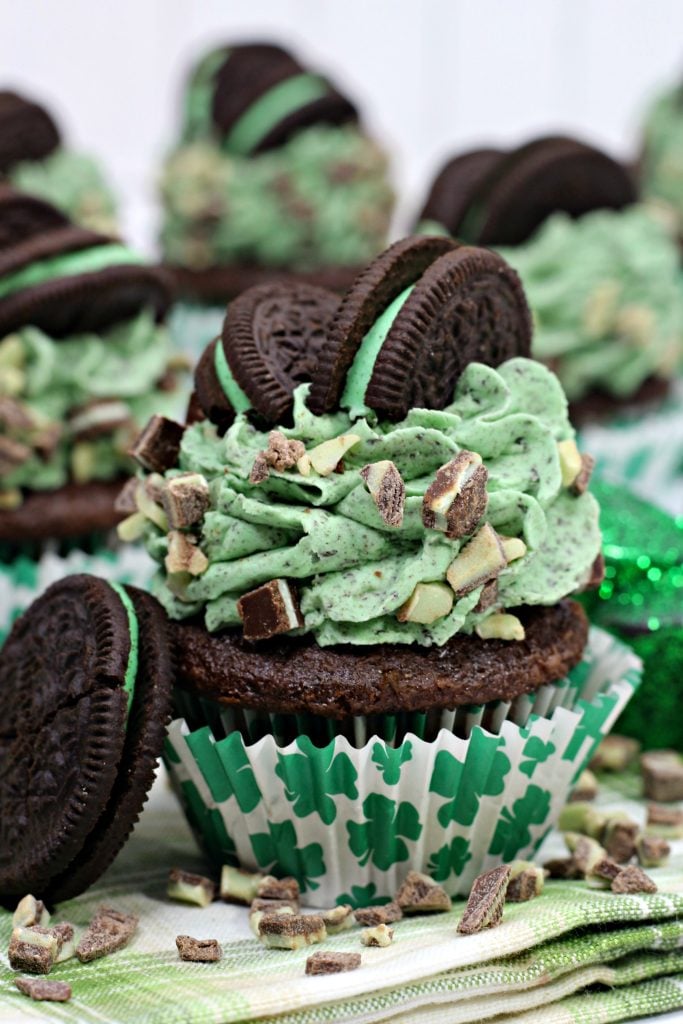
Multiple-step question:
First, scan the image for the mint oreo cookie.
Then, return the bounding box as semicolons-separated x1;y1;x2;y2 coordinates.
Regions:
308;236;531;420
194;281;340;428
0;90;60;175
0;575;172;903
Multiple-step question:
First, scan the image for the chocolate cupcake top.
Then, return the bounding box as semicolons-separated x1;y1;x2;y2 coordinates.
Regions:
129;240;601;648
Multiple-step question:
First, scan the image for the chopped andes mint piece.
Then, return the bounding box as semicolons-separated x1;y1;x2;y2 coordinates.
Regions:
422;451;488;539
129;414;184;472
543;857;580;880
134;479;168;530
565;834;607;876
590;735;640;772
167;868;216;907
571;453;595;496
569;769;598;803
51;923;75;964
68;399;132;440
558;802;606;839
249;905;295;937
296;452;312;476
257;876;301;902
603;815;639;863
586;857;623;889
176;935;222;962
646;803;683;838
308;434;361;476
15;977;72;1002
474;578;499;613
396;582;453;625
75;906;138;963
258;913;326;950
322;905;354;935
306;951;361;975
260;431;306;473
165;531;209;576
446;523;506;598
115;477;139;516
162;472;210;529
395;871;451;913
12;895;50;929
611;865;657;894
354;902;403;927
8;927;58;974
498;535;527;562
237;580;304;641
475;612;525;641
220;865;264;903
557;439;583;488
360;924;394;947
641;750;683;803
0;434;31;473
249;452;270;484
637;835;671;868
506;862;545;902
457;865;511;935
360;460;405;528
117;511;147;543
0;395;34;431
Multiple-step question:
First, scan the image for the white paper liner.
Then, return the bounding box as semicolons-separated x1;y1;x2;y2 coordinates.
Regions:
164;626;642;906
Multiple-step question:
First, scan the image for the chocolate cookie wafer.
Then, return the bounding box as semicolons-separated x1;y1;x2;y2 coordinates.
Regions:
0;90;60;175
308;236;531;420
195;281;340;428
416;148;503;235
0;575;173;902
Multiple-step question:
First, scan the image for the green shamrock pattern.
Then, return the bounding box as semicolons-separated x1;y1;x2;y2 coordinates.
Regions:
162;628;641;903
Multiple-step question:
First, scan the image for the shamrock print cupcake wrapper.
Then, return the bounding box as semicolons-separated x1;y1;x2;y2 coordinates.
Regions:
0;542;156;646
164;627;641;905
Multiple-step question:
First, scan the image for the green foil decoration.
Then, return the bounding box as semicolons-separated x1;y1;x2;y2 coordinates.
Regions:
581;477;683;749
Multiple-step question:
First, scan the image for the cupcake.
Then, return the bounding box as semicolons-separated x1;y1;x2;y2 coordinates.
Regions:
131;237;640;904
415;136;683;421
160;41;394;357
0;88;117;233
0;187;181;638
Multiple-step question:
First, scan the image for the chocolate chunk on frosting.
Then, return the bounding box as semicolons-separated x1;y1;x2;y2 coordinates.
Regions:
422;450;488;539
129;414;185;473
237;579;304;641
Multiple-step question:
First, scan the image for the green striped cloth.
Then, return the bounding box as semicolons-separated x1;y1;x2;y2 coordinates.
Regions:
1;771;681;1024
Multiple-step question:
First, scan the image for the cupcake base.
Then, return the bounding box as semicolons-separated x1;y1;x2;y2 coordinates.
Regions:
0;478;125;552
164;626;641;905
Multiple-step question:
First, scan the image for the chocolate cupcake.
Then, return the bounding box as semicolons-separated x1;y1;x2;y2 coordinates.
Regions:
0;188;182;638
133;238;641;903
0;88;116;233
160;40;394;357
415;137;682;421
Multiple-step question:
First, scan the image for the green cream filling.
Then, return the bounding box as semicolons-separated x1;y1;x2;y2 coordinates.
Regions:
109;582;139;718
142;357;602;647
182;47;231;142
214;339;252;413
341;284;415;415
0;244;145;300
224;73;330;156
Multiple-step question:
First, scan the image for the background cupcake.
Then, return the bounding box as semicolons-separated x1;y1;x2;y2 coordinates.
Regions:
129;238;640;903
0;88;117;234
0;187;182;640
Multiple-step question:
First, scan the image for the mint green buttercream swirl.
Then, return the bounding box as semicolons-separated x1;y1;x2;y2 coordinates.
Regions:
498;205;683;400
0;244;144;300
8;149;118;235
109;582;138;718
143;357;601;647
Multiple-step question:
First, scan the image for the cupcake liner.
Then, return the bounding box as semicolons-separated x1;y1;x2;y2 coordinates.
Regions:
0;542;156;644
164;626;641;906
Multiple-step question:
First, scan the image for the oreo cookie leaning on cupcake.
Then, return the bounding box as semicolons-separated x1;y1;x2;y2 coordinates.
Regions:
113;236;641;904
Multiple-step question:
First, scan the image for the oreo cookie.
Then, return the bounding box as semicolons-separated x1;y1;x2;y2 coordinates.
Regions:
0;90;60;175
189;41;357;155
171;600;588;720
0;575;172;903
195;281;340;429
0;187;172;338
308;236;532;420
417;136;636;246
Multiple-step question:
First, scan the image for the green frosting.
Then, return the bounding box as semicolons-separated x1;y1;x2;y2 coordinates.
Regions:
109;581;139;718
0;244;144;300
341;284;414;415
0;309;179;495
224;74;329;156
143;358;601;647
498;205;683;400
640;85;683;223
8;149;117;234
160;125;394;271
182;47;230;143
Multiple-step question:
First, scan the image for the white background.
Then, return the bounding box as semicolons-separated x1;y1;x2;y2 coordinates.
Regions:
3;0;683;252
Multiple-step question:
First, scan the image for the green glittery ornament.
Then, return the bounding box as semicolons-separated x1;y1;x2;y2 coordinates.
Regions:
581;478;683;750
